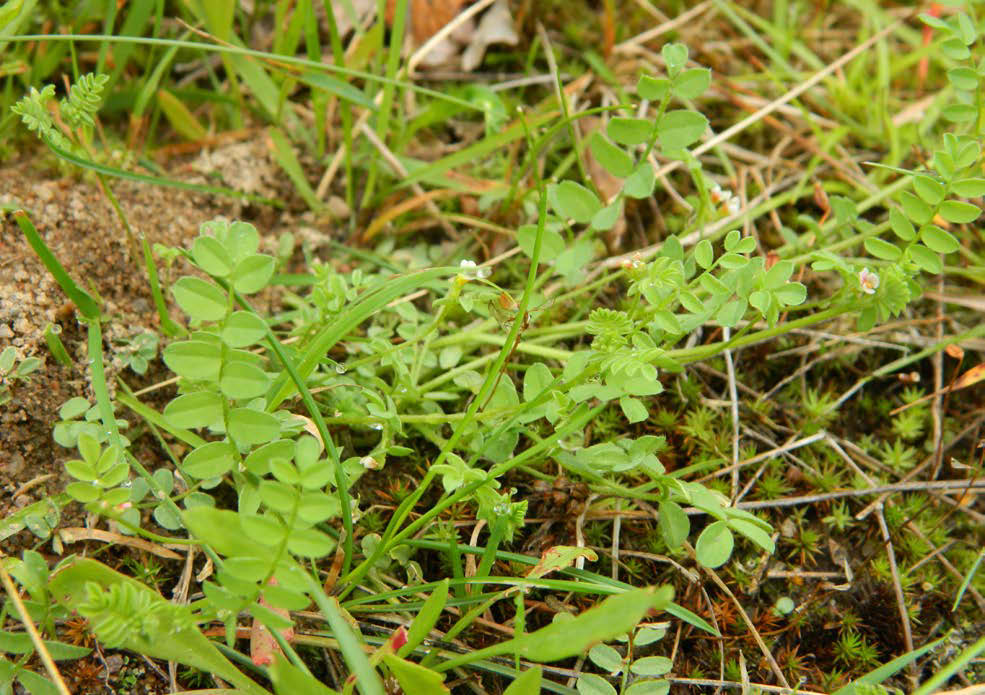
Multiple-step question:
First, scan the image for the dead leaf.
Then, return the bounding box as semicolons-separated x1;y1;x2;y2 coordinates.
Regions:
332;0;376;38
953;362;985;390
945;344;965;360
56;527;182;560
527;545;598;579
251;579;295;667
389;0;467;43
462;0;518;71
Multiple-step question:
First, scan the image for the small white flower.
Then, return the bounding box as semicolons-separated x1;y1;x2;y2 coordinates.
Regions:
476;266;491;279
859;267;880;294
457;259;478;282
710;184;740;216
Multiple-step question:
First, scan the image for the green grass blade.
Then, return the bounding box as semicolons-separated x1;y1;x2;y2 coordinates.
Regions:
909;635;984;695
832;635;946;695
141;237;184;337
44;139;283;207
266;267;454;409
952;548;985;612
305;579;385;695
6;35;483;112
268;126;322;210
14;211;101;320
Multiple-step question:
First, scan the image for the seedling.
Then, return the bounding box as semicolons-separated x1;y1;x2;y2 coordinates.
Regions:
0;346;40;406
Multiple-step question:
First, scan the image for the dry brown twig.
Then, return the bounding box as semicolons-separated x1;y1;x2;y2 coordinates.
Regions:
685;541;792;689
874;504;917;683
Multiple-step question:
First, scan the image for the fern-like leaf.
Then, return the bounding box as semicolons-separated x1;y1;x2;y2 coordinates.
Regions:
11;85;56;135
60;72;109;130
11;84;73;150
79;580;193;649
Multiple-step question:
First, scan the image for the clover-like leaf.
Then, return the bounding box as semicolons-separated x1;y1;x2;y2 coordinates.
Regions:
219;360;270;400
889;207;915;241
636;74;670;101
163;340;222;382
163;391;223;429
192;236;234;277
623;162;656;199
694;239;713;269
900;190;933;225
183;440;236;479
907;244;943;274
673;68;711;99
920;224;960;253
695;521;734;568
659;500;689;549
607;117;652;146
516;224;566;259
939;200;980;224
657;110;707;151
221;311;268;348
591;201;623;231
589;132;633;178
548;181;602;224
774;282;806;306
172;277;227;322
864;237;902;261
912;174;945;206
228;407;280;445
231;254;275;294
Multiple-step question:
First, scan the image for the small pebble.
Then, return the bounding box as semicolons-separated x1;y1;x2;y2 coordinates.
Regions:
103;654;124;674
4;453;25;477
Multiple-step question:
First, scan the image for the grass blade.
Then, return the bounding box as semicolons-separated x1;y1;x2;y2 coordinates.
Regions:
14;211;100;320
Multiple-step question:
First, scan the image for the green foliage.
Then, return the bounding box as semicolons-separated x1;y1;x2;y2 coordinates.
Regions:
550;43;710;231
112;331;159;375
834;630;882;669
11;73;108;152
576;622;672;695
7;9;985;691
0;345;40;407
52;396;129;450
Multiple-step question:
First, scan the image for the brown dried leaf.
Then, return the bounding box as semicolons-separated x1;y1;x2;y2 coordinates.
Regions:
953;362;985;391
527;545;598;579
56;527;182;560
250;579;295;667
332;0;376;37
462;0;518;71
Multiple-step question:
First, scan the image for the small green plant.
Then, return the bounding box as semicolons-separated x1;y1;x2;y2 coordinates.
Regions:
576;622;673;695
800;387;838;433
879;439;919;472
7;4;985;688
11;72;109;155
52;397;130;449
823;501;855;532
833;629;882;670
113;331;159;375
0;345;40;406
